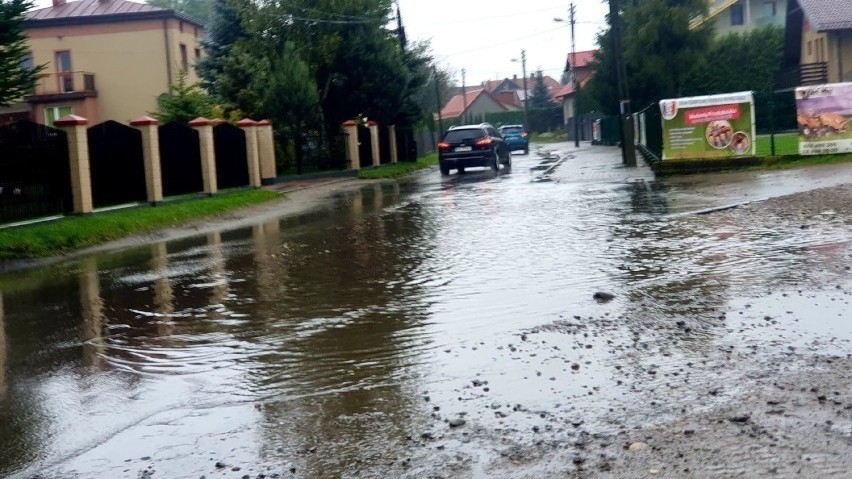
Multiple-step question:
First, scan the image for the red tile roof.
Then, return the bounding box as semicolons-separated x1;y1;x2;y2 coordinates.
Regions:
26;0;203;27
565;50;598;70
439;88;512;119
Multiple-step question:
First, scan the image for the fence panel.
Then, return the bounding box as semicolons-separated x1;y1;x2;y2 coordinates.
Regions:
87;120;146;208
276;133;348;176
0;121;72;224
397;127;420;162
635;103;663;163
379;126;392;164
213;123;249;189
358;126;373;168
159;122;203;197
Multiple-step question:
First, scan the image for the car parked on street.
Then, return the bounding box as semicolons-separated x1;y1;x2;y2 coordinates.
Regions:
498;124;529;154
437;123;511;175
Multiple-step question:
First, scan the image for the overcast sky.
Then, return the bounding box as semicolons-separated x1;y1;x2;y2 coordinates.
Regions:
397;0;609;86
31;0;610;87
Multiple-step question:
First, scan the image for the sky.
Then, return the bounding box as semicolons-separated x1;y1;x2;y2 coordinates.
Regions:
397;0;609;87
31;0;610;87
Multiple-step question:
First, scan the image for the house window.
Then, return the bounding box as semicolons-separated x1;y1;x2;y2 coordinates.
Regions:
763;1;776;17
180;43;188;71
730;4;744;26
55;50;73;92
179;21;184;33
194;27;198;38
20;52;33;70
195;48;201;59
807;41;813;57
44;106;72;126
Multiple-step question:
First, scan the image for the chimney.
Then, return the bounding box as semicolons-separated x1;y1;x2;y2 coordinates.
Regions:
513;74;517;80
53;0;66;6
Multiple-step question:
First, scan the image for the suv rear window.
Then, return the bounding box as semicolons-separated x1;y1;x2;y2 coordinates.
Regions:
500;127;523;134
443;129;485;142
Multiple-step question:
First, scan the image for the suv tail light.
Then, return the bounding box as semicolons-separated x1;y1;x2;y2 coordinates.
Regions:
437;141;451;151
521;132;529;138
474;138;492;147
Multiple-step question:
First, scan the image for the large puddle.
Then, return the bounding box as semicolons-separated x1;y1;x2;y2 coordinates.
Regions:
1;148;849;478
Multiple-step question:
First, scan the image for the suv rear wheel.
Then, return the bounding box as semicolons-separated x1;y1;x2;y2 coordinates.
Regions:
439;162;450;175
491;149;500;172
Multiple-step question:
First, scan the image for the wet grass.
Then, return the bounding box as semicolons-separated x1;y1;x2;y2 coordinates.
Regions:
756;133;799;156
357;153;439;179
0;189;282;260
530;131;569;143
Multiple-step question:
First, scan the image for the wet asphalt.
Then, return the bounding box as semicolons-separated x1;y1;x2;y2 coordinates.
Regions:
0;143;850;478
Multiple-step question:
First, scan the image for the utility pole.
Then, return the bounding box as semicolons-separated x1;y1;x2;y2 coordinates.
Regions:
462;68;468;123
608;0;636;166
434;66;444;134
521;49;529;130
394;1;407;49
570;3;579;148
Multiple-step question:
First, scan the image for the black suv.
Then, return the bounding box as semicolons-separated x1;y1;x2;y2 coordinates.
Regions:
437;123;511;175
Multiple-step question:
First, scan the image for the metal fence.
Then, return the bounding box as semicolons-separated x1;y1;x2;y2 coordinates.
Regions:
276;133;348;176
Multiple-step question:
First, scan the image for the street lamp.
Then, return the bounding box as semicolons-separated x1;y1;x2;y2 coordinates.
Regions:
510;52;529;132
554;3;580;148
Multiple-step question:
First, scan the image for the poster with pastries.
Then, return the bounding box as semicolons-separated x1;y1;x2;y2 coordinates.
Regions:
796;82;852;156
659;92;755;161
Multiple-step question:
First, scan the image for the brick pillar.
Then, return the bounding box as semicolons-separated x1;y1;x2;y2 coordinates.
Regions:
342;120;359;170
367;121;380;167
189;117;217;195
130;116;163;204
237;119;262;188
388;124;399;164
54;114;92;214
256;119;277;185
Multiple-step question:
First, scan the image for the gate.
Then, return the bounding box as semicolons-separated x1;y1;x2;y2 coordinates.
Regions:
213;123;249;189
159;122;203;197
0;121;72;224
358;125;373;168
87;121;147;208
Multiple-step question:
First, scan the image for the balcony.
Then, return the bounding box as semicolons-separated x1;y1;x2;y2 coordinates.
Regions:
776;62;829;90
26;72;97;103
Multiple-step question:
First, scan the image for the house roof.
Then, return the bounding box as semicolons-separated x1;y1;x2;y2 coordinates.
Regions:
494;91;522;109
798;0;852;31
439;88;508;120
553;76;593;99
26;0;204;28
689;0;739;30
565;50;597;70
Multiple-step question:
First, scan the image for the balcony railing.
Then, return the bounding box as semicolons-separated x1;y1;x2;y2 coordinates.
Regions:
30;71;96;97
777;62;829;90
755;15;785;27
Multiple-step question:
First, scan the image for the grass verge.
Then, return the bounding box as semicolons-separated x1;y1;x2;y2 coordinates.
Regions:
357;153;439;179
530;131;569;143
0;189;281;260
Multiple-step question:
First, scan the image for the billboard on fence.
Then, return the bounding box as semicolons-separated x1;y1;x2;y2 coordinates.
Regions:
659;91;755;161
796;82;852;156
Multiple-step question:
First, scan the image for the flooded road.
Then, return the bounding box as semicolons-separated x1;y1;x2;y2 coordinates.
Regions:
1;145;850;478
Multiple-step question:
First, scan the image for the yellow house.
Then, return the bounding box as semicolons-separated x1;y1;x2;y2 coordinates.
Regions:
22;0;204;125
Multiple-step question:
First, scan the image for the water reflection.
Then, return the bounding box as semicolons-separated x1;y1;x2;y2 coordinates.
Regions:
79;257;106;368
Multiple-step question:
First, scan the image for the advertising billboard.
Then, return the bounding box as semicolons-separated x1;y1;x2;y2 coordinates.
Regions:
796;82;852;156
659;92;756;161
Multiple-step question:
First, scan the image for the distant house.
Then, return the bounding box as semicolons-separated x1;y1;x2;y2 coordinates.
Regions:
554;50;597;128
448;74;562;109
780;0;852;88
11;0;204;125
691;0;788;35
437;88;517;123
